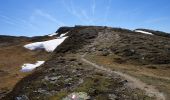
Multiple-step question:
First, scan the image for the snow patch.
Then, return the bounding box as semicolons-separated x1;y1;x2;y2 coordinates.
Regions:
48;32;68;37
48;32;58;37
134;30;153;35
21;61;45;72
59;32;68;38
24;36;68;52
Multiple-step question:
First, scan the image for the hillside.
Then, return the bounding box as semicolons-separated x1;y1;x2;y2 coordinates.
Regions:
0;35;56;98
135;29;170;38
1;26;170;100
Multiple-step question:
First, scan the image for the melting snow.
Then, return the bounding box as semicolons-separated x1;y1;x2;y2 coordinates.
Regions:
21;61;45;72
134;30;153;35
24;36;68;52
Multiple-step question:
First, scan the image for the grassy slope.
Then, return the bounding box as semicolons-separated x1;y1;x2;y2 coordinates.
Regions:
0;38;52;98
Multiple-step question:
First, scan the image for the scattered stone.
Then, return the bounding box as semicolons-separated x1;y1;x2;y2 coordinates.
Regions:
63;92;90;100
65;83;72;87
65;78;73;82
119;80;128;85
101;51;110;56
50;76;61;81
76;68;84;71
37;88;47;93
72;69;77;73
75;73;82;77
78;63;82;65
0;91;8;99
15;95;29;100
122;49;136;56
44;76;49;81
37;88;51;95
44;76;61;81
69;58;77;61
114;57;126;64
91;47;96;52
133;94;139;100
78;79;84;84
108;94;117;100
142;57;145;60
49;68;56;72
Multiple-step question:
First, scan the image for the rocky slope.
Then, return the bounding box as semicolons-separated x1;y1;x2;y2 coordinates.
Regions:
1;26;170;100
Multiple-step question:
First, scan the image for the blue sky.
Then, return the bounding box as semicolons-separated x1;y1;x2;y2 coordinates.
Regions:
0;0;170;36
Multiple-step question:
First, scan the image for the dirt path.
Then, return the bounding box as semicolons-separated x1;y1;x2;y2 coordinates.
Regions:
139;72;170;81
81;54;166;100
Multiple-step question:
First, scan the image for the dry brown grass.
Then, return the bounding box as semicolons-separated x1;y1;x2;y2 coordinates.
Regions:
0;43;51;96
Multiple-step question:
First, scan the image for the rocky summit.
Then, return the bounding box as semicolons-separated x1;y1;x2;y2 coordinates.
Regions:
1;26;170;100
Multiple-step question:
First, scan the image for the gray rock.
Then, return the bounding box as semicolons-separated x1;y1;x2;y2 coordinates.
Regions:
38;88;47;93
101;51;110;56
15;95;29;100
50;76;61;81
119;80;128;85
44;76;61;81
37;88;51;95
72;69;77;73
44;76;49;81
133;94;139;100
108;94;117;100
63;92;90;100
65;78;73;82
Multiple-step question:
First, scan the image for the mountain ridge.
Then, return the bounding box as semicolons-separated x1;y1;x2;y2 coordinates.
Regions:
1;26;170;100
